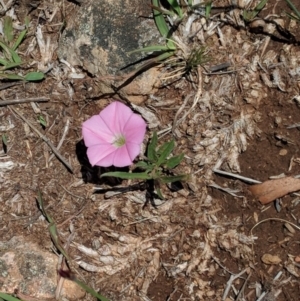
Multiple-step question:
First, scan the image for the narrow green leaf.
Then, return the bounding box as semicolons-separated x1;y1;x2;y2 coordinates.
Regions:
3;16;13;43
0;293;22;301
0;73;24;80
11;49;21;64
152;0;176;49
205;1;212;18
101;171;151;180
243;0;268;21
155;186;164;199
166;0;183;18
165;153;184;169
159;174;188;184
24;72;44;81
285;0;300;20
156;140;175;166
0;58;10;65
12;29;27;51
37;191;71;261
73;278;110;301
135;161;151;169
0;62;22;70
38;115;47;127
0;40;13;60
147;131;158;162
152;0;170;37
2;134;7;146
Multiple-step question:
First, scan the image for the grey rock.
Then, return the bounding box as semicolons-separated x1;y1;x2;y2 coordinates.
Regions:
58;0;161;103
0;236;85;300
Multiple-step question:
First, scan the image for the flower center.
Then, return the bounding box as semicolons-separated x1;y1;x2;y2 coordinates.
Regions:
113;134;126;148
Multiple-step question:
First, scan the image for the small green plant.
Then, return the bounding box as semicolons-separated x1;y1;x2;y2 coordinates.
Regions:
243;0;268;22
101;132;188;199
0;16;44;81
130;0;209;79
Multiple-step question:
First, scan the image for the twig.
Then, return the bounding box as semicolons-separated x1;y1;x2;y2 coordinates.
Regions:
236;271;252;301
213;169;262;184
222;268;250;300
48;118;70;163
10;107;73;172
250;217;300;235
0;96;49;106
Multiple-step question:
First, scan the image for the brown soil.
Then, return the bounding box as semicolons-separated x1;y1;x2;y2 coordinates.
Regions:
1;0;300;301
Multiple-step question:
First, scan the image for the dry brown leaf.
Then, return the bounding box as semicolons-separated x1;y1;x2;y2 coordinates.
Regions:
261;254;281;265
249;177;300;204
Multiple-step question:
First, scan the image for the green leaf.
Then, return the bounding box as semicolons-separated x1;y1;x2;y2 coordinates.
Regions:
73;278;110;301
147;132;158;162
166;0;183;18
101;171;151;180
2;134;7;146
285;0;300;20
10;49;21;64
0;293;22;301
165;153;184;169
0;58;10;66
155;186;164;199
0;73;24;80
159;174;188;184
3;16;13;43
0;62;22;70
205;1;212;18
24;72;44;81
37;191;71;261
152;0;176;49
135;161;151;170
243;0;268;21
38;115;47;127
12;29;27;51
0;40;13;60
156;140;175;166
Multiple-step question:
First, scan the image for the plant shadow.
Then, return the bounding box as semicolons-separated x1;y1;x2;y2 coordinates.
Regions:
75;139;125;186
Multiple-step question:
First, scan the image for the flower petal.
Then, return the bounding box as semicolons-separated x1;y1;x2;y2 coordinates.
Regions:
86;143;117;167
112;144;137;167
82;115;114;146
124;114;147;144
99;101;133;134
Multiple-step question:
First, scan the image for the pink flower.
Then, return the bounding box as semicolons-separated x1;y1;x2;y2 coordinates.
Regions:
82;101;147;167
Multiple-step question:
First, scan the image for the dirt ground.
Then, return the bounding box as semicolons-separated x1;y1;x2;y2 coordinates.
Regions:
1;0;300;300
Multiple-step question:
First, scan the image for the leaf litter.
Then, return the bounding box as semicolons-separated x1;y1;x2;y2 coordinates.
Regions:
1;0;300;301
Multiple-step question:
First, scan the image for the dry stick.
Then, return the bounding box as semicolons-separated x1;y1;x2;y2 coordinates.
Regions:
250;217;300;234
48;118;70;163
0;96;49;106
222;268;250;301
10;107;73;172
213;169;262;184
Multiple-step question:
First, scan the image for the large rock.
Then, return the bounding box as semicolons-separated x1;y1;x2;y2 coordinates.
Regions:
58;0;161;103
0;236;85;300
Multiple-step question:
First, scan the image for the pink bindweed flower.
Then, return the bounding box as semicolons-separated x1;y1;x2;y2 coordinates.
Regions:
82;101;147;167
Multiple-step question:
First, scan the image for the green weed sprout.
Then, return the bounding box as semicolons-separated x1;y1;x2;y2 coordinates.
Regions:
101;132;188;199
130;0;210;79
0;16;44;81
